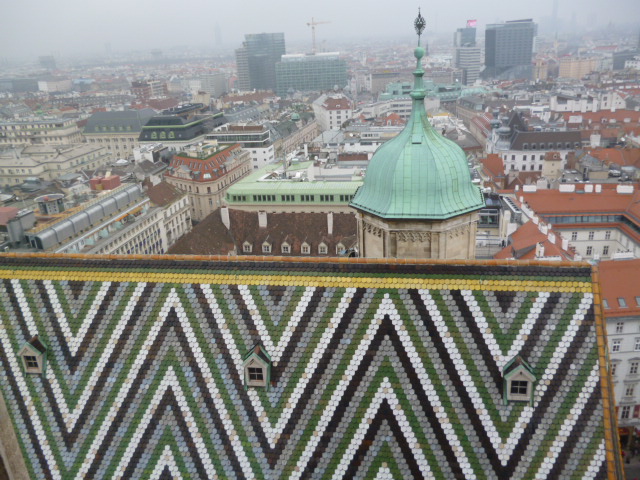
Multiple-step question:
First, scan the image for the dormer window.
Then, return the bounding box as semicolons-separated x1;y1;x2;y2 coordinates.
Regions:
19;335;47;375
243;343;271;389
262;242;271;253
503;356;535;405
243;242;253;253
318;242;328;255
301;242;310;254
336;243;345;255
281;242;291;254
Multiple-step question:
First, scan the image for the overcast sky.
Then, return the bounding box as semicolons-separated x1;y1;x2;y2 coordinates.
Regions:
1;0;639;59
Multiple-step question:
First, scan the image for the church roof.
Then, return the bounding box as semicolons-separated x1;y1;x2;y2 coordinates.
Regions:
350;42;484;220
0;253;622;479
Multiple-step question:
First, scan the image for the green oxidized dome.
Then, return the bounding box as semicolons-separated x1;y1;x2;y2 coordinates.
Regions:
350;42;484;220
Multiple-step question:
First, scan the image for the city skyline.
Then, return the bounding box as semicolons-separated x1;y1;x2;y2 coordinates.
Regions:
1;0;639;60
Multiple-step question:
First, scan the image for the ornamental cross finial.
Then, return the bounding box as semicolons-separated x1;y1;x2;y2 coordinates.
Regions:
414;8;426;45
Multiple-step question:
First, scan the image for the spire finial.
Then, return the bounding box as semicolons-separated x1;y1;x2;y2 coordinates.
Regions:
414;8;426;46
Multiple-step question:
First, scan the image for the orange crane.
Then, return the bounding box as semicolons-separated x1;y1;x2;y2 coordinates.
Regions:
307;18;330;54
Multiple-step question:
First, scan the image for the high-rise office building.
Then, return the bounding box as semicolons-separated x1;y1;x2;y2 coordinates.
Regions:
453;22;480;85
453;26;476;47
453;47;481;85
235;33;285;91
275;53;348;96
484;19;537;80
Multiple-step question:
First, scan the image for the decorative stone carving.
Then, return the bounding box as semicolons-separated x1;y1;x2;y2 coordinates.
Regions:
396;231;431;242
363;221;383;238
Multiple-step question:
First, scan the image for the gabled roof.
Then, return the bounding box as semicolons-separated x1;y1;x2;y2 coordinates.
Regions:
494;220;574;261
243;342;271;364
0;207;19;226
0;254;623;479
480;154;505;178
598;258;640;317
586;147;640;168
169;209;357;256
25;335;47;354
146;182;185;207
503;356;535;378
166;144;243;183
509;130;582;150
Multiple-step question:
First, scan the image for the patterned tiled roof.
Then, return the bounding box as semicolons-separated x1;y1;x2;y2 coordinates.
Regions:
0;254;622;479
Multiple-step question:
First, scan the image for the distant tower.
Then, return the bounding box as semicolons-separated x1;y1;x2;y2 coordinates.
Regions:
453;21;481;85
350;11;484;260
235;33;285;92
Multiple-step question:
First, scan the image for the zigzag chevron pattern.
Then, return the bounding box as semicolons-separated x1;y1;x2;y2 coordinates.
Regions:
0;257;612;479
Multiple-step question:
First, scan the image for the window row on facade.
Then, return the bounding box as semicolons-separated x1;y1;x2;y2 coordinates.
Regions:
243;240;347;255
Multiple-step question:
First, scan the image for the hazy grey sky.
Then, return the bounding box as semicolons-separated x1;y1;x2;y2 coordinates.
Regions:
1;0;639;59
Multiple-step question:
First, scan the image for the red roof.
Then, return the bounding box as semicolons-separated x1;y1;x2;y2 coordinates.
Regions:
494;220;573;260
520;187;640;216
585;148;640;168
480;154;505;178
0;207;19;226
562;109;640;125
167;145;243;183
323;97;352;111
598;259;640;317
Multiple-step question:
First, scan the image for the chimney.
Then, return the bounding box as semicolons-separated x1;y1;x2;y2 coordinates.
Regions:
327;212;334;235
220;206;230;229
258;211;268;228
562;237;569;250
548;232;556;244
595;184;602;193
532;216;539;225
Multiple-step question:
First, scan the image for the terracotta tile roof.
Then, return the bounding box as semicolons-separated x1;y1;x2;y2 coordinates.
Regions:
562;109;640;125
480;154;505;178
505;171;542;190
323;97;352;111
0;206;19;225
146;182;185;207
598;258;640;317
167;144;243;183
585;147;640;168
494;220;574;260
520;187;640;216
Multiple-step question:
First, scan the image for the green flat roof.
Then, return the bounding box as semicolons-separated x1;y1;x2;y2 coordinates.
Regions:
225;162;363;205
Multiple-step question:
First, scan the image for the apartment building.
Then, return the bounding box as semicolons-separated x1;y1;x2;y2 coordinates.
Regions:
164;142;251;221
0;117;82;147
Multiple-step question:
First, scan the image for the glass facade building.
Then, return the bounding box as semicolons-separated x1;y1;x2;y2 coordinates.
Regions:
235;33;286;91
275;53;348;97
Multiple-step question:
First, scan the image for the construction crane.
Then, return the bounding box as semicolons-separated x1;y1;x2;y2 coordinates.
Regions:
307;18;330;54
